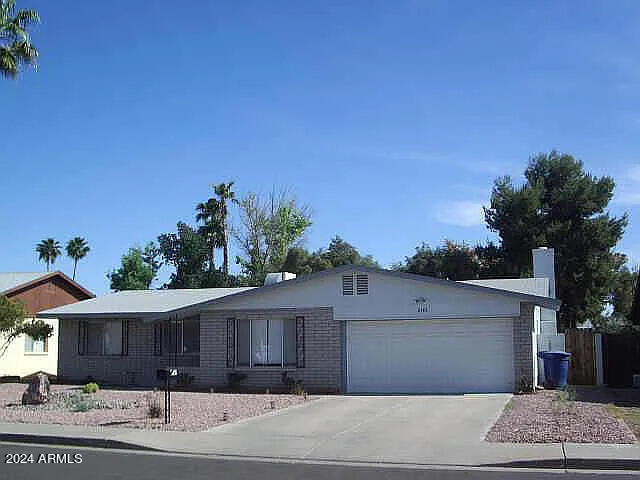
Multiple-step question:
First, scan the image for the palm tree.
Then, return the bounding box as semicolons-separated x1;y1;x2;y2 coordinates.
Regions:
35;238;61;272
66;237;90;280
196;198;224;272
213;181;237;275
0;0;39;79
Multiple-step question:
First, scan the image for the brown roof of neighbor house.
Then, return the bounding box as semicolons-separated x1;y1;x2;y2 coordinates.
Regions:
0;271;94;315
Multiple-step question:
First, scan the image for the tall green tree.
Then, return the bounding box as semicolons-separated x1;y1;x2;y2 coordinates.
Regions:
107;245;157;291
234;190;311;285
195;198;223;272
35;238;61;272
213;181;237;276
0;0;39;79
282;236;379;275
630;269;640;326
65;237;90;280
400;241;479;280
484;151;628;330
158;222;210;288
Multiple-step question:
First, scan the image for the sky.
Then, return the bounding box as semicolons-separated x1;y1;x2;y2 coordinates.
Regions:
1;1;639;295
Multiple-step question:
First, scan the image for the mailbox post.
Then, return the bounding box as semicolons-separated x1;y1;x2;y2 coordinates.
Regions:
157;367;178;424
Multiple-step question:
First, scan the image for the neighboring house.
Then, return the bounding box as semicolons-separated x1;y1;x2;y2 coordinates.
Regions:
40;253;560;394
0;272;94;378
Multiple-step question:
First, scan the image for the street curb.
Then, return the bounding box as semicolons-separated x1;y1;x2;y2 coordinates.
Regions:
2;433;639;471
483;458;640;471
0;433;163;452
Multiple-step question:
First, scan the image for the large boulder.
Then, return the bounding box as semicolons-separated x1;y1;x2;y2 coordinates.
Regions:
21;373;50;405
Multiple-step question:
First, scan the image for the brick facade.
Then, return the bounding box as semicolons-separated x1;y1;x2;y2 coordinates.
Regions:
58;303;535;394
58;307;342;393
512;302;535;390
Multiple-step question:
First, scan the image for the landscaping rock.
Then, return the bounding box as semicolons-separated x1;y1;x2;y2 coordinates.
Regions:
21;374;50;405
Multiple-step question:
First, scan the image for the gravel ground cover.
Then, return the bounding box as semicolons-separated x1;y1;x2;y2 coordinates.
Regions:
0;383;311;431
486;389;637;443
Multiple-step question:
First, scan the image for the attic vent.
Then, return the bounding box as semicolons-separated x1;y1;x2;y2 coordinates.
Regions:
342;274;354;296
415;297;431;313
356;274;369;295
342;273;368;296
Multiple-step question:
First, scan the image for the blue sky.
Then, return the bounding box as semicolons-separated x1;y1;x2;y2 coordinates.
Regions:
1;1;639;295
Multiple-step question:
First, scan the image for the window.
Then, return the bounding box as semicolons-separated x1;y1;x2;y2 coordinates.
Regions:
79;320;126;356
156;318;200;356
25;335;47;353
236;319;297;367
343;273;368;296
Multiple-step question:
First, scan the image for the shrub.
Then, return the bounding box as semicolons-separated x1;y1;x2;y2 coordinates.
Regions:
555;385;576;403
227;371;247;388
82;382;99;394
144;391;163;419
281;371;305;395
72;399;93;412
176;373;194;388
516;376;534;394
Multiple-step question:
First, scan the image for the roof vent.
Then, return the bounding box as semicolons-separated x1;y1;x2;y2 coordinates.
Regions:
264;272;296;286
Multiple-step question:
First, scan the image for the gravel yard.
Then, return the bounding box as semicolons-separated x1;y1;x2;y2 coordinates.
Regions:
0;383;311;431
486;389;637;444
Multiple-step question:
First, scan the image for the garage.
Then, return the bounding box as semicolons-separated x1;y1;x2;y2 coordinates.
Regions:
346;318;515;393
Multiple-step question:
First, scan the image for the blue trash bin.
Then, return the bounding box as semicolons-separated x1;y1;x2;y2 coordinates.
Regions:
537;351;572;389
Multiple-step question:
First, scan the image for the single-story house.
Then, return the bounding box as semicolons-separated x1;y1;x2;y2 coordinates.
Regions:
0;271;94;378
39;251;561;394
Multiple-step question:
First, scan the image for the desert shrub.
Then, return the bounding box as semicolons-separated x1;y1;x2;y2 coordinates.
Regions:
555;385;576;403
227;371;247;388
65;393;95;412
516;376;534;394
82;382;99;394
281;371;305;395
144;391;163;419
176;373;194;388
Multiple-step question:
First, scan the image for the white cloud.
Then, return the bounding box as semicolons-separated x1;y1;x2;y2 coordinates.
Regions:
613;164;640;206
435;201;485;227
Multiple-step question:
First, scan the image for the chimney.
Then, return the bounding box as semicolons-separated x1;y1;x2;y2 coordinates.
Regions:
532;247;555;298
264;272;296;286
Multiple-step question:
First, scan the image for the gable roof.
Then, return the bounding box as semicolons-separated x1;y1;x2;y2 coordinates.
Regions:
38;287;254;319
193;265;562;312
39;265;560;321
0;271;94;299
0;273;44;294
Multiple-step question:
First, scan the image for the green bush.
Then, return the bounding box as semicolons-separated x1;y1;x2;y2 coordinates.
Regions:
82;382;99;394
72;399;93;412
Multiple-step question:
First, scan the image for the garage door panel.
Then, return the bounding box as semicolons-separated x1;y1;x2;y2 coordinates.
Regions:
347;319;514;393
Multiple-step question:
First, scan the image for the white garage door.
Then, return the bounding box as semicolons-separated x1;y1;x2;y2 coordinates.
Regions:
347;319;514;393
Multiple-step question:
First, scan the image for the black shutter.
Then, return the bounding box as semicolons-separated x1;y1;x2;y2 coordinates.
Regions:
121;320;129;356
226;318;235;368
153;323;162;356
78;321;87;355
295;316;305;368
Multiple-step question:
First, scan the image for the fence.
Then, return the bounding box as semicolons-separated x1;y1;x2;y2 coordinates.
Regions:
602;332;640;387
565;328;597;385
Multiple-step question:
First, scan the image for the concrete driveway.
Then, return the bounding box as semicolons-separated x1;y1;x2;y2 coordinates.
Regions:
145;394;538;464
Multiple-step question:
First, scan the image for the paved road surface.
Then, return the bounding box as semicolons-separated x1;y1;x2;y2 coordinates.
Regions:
0;442;638;480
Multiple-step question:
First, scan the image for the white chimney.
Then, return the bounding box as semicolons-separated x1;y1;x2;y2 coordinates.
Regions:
264;272;296;286
532;247;555;298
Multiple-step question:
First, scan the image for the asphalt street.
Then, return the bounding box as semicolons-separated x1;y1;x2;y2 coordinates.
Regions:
0;442;639;480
